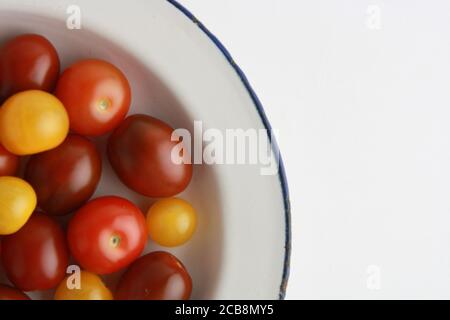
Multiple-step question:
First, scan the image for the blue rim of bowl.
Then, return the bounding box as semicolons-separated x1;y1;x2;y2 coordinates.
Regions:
167;0;291;299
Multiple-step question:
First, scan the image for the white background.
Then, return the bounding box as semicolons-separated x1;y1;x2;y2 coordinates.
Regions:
179;0;450;299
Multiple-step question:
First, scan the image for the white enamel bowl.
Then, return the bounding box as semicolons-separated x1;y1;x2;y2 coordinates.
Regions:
0;0;290;299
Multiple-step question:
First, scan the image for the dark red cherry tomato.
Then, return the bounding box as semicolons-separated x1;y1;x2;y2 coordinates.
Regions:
0;143;19;176
107;115;193;197
67;196;147;275
0;284;30;300
25;134;101;216
1;213;69;291
0;34;59;103
55;59;131;136
115;251;192;300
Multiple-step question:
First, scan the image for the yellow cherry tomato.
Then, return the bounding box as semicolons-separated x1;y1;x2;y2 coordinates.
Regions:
54;271;112;300
0;176;37;235
146;198;197;247
0;90;69;155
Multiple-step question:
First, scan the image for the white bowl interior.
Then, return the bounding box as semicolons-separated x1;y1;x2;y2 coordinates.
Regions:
0;0;288;300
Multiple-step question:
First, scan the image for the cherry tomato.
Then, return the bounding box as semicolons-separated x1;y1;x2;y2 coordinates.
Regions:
146;198;197;247
54;271;113;300
0;284;30;300
0;176;36;235
108;115;193;197
1;213;69;291
0;143;19;176
25;134;102;216
0;90;69;155
67;196;147;275
115;251;192;300
0;34;59;103
55;59;131;136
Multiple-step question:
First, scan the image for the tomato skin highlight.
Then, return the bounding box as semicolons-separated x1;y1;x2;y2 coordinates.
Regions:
107;114;193;197
67;196;147;275
0;284;30;300
0;176;37;235
0;144;19;176
25;134;102;216
54;271;113;300
1;213;69;291
55;59;131;136
115;251;192;300
0;90;69;155
0;34;60;103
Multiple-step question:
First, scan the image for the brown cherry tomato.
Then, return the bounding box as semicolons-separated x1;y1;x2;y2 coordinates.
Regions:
55;59;131;136
25;134;102;216
107;114;193;197
0;34;59;103
115;251;192;300
0;284;30;300
0;143;19;176
1;213;69;291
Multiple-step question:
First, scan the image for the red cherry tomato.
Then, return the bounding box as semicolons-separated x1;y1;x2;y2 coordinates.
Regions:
0;143;19;176
107;115;193;197
0;284;30;300
115;251;192;300
25;134;102;216
1;213;69;291
0;34;60;103
67;196;147;275
55;59;131;136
